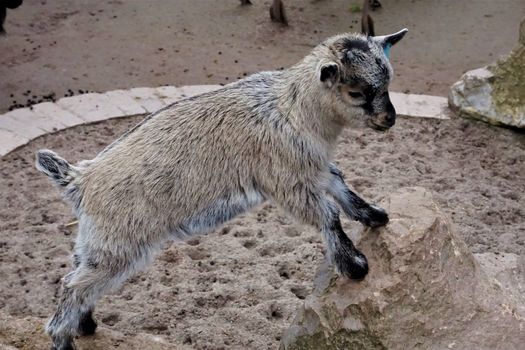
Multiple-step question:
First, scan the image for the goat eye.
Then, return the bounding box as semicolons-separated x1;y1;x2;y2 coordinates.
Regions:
348;91;364;99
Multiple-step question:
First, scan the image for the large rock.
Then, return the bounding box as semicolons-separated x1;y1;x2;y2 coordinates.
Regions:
449;18;525;128
280;187;525;350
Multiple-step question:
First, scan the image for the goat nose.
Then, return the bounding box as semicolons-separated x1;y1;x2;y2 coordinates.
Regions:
385;101;396;126
384;116;395;127
385;111;395;125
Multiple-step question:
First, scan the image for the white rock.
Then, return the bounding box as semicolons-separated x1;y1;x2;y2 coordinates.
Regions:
449;19;524;128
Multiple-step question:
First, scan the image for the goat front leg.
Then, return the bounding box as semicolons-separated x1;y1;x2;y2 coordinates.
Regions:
270;182;368;280
328;164;389;228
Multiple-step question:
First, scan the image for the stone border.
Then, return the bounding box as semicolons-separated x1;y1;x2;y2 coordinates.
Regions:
0;85;449;157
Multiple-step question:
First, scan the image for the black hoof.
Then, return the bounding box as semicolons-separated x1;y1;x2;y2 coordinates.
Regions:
360;205;389;228
78;311;97;336
334;249;369;280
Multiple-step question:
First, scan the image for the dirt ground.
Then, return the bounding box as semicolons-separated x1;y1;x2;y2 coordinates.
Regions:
1;1;525;350
0;114;524;350
1;0;524;112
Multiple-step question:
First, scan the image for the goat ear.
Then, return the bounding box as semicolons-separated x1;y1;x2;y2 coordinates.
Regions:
373;28;408;58
319;62;339;87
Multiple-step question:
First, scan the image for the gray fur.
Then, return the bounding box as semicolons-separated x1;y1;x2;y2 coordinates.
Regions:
328;163;389;227
36;30;406;350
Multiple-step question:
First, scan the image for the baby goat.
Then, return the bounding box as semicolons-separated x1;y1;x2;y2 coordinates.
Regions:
36;29;407;350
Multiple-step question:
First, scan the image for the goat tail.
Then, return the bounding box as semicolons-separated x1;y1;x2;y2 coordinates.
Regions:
35;149;79;187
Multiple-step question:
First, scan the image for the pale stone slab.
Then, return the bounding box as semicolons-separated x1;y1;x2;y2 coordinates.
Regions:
390;92;409;116
0;109;48;139
26;107;67;132
178;85;221;98
128;87;166;113
0;86;455;159
104;90;148;116
31;102;85;128
57;93;125;123
406;94;450;119
155;85;185;105
0;129;29;156
391;92;450;119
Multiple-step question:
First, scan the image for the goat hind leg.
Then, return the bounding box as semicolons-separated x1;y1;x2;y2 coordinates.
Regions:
68;253;97;336
47;261;134;349
77;309;97;336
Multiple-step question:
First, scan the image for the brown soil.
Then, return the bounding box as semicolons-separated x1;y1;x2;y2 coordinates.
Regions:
0;114;524;350
1;0;524;112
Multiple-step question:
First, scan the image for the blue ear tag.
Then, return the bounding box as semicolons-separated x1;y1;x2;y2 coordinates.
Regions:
383;43;392;59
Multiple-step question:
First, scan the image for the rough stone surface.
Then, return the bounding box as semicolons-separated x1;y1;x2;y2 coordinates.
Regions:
280;187;525;350
449;18;525;128
0;313;192;350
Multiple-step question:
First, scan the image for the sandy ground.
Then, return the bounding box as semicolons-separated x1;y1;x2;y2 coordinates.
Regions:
1;0;525;112
0;114;524;349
